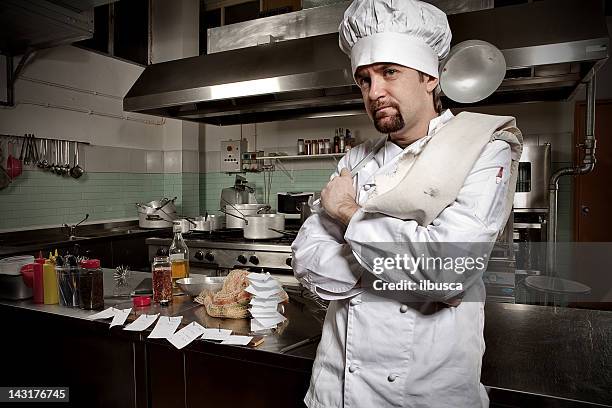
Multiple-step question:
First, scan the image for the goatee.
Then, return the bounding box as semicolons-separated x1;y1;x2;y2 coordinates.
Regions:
374;112;405;134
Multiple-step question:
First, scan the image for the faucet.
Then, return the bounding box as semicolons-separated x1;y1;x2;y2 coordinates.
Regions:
63;214;89;239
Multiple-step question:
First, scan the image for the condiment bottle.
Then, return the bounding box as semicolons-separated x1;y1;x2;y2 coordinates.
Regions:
297;138;305;155
152;256;173;304
169;221;190;288
32;263;44;304
43;261;59;305
79;259;104;310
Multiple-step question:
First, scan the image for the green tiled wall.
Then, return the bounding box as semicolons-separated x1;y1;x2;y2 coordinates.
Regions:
200;170;332;214
0;171;199;231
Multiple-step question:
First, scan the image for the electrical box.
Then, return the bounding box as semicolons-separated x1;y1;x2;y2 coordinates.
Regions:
221;139;248;172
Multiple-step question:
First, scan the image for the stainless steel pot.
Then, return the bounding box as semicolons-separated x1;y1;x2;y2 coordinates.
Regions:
136;197;177;228
207;214;224;231
224;203;270;229
243;213;285;240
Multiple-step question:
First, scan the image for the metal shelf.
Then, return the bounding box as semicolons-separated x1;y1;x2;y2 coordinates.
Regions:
259;153;344;160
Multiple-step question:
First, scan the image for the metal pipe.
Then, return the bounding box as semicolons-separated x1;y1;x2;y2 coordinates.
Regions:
547;75;597;274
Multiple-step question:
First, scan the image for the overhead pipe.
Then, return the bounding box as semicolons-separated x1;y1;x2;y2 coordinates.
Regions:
546;75;596;274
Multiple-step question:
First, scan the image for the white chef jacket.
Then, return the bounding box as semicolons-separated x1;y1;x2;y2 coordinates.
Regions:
292;110;512;408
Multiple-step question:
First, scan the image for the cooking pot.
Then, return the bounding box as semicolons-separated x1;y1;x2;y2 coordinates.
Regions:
224;203;270;229
243;213;286;240
136;197;177;228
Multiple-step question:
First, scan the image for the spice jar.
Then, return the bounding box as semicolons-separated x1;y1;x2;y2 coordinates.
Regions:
305;140;312;155
297;139;305;155
152;256;173;304
324;139;331;154
79;259;104;310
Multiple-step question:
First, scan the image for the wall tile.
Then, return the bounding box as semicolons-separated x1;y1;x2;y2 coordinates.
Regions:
164;151;182;173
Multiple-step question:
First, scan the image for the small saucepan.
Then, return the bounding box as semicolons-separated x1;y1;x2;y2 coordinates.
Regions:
243;213;286;240
223;211;286;240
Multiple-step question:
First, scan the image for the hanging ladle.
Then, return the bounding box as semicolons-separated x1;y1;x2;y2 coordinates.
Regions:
70;141;84;179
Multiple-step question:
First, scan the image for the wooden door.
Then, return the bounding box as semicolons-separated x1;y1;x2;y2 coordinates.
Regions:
574;100;612;241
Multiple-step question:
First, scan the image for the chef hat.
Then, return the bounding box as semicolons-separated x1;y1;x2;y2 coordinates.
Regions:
339;0;452;79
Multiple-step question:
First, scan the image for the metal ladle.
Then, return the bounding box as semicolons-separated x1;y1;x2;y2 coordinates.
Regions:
63;141;70;175
51;140;58;174
70;141;84;179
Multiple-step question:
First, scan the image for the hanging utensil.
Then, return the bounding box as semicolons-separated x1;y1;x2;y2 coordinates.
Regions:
18;135;26;163
41;139;47;170
52;140;59;174
64;140;70;175
70;141;84;179
6;140;22;179
22;135;30;166
439;39;506;104
36;138;44;168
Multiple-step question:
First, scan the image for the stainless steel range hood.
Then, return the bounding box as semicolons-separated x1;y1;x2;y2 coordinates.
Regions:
123;0;609;126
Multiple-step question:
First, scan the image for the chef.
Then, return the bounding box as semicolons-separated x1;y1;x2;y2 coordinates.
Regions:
291;1;523;407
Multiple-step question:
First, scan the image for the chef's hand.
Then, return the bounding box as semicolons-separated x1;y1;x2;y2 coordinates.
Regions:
321;168;360;226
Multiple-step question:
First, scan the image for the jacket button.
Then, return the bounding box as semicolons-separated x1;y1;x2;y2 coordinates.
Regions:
400;304;408;313
350;298;360;306
348;365;357;373
387;374;398;382
363;184;371;191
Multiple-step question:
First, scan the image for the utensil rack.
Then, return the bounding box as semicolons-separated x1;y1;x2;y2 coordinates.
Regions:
0;133;89;179
0;134;91;145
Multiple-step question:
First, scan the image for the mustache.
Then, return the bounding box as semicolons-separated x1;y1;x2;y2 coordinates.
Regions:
370;100;400;113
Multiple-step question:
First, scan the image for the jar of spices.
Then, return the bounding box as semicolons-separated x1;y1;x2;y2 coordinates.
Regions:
318;139;325;154
312;139;320;155
79;259;104;310
297;139;305;155
305;140;312;155
334;135;340;153
152;256;173;304
339;135;346;152
324;139;331;154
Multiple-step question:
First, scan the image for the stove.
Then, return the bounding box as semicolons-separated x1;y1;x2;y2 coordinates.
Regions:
146;229;295;273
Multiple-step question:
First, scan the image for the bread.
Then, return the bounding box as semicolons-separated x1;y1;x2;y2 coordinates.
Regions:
195;269;252;319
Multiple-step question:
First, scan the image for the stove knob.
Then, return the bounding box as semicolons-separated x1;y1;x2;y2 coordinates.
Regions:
285;257;292;267
237;255;247;264
156;248;169;256
205;252;215;262
249;255;259;265
195;251;204;261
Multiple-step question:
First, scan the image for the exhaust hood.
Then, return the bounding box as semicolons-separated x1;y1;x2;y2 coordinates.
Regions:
123;0;609;126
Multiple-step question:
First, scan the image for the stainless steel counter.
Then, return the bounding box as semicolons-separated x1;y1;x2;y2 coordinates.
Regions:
2;269;611;406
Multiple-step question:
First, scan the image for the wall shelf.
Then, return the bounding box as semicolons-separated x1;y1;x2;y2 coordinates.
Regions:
259;153;344;160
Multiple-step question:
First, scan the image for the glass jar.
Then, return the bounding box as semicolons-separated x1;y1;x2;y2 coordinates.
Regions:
55;258;80;307
79;259;104;310
297;138;305;155
152;256;173;304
